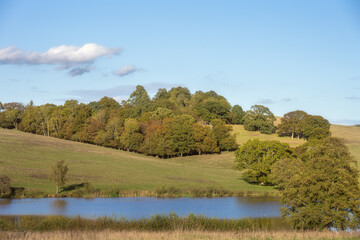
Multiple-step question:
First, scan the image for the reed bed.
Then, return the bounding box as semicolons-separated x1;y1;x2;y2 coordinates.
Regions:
0;214;289;232
1;230;360;240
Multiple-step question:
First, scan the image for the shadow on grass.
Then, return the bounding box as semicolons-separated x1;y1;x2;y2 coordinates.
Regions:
61;183;87;192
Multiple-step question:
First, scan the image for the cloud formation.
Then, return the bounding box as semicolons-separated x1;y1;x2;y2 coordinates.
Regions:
257;99;275;105
0;43;121;76
115;65;141;77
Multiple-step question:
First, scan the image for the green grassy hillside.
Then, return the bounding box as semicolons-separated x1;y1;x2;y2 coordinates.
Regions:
1;124;358;197
0;128;273;196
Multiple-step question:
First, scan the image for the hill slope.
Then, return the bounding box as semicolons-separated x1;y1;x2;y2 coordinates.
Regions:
0;128;273;195
1;124;358;196
331;124;360;164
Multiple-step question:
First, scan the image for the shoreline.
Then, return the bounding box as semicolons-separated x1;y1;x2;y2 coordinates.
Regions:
5;186;281;199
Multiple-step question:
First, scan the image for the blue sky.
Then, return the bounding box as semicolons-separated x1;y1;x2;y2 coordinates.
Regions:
0;0;359;125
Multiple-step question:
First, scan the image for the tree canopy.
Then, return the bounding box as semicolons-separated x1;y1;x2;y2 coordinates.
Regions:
0;86;243;158
271;138;360;230
243;105;276;134
277;110;308;139
234;139;293;185
50;160;69;194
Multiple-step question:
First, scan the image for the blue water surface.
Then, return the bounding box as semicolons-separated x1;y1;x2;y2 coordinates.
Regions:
0;197;282;219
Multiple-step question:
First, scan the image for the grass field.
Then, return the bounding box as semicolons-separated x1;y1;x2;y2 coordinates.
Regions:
0;124;358;196
231;125;305;148
331;124;360;164
0;128;274;196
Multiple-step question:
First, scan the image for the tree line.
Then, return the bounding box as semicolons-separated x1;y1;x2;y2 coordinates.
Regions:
0;86;238;157
0;85;331;157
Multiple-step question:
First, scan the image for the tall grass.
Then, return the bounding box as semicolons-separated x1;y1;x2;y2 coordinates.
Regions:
2;230;360;240
0;214;289;232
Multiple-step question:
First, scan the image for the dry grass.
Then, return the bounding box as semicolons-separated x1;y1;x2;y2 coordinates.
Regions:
1;230;359;240
331;124;360;164
231;125;305;148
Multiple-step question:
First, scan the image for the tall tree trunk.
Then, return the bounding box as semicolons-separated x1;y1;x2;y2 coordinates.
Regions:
291;132;294;139
46;122;50;136
56;185;59;194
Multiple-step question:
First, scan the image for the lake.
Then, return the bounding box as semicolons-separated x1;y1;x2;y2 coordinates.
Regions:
0;197;282;219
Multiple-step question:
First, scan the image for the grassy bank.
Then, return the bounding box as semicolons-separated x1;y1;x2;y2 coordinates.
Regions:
2;230;359;240
0;215;358;240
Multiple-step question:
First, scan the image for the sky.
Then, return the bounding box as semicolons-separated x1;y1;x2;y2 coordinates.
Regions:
0;0;360;125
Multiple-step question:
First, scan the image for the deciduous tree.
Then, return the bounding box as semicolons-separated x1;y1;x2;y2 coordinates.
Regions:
234;139;293;185
50;160;68;194
273;138;360;230
303;115;331;140
243;105;276;134
277;110;308;139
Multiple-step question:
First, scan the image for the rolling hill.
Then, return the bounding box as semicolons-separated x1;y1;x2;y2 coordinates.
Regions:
0;124;358;196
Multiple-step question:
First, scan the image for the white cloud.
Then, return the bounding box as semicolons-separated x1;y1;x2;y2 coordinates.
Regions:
115;64;141;77
257;99;275;105
0;43;121;76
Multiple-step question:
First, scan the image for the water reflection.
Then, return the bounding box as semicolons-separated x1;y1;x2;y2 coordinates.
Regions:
236;197;281;204
0;197;283;219
52;199;67;210
0;198;11;209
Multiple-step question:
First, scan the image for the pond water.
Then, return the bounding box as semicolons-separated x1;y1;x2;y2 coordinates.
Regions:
0;197;282;219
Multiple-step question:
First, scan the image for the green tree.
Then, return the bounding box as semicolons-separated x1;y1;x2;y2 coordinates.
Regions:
150;107;174;120
211;119;237;151
277;110;308;139
50;160;69;194
234;139;293;185
127;85;151;117
19;104;39;134
38;104;56;136
70;103;93;136
151;88;174;110
302;115;331;140
193;91;232;123
165;115;196;157
121;118;144;152
231;105;245;124
273;138;360;230
243;105;276;134
193;123;219;154
5;109;23;130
